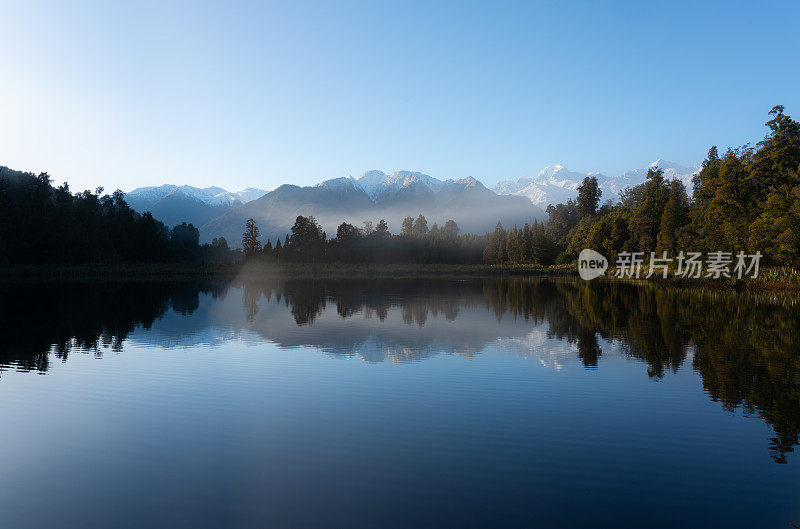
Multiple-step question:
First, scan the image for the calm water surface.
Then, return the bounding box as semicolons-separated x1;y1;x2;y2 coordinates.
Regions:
1;277;798;528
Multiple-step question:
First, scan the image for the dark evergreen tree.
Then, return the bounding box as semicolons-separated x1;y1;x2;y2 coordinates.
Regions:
656;179;689;256
412;214;429;238
577;176;602;218
242;218;262;258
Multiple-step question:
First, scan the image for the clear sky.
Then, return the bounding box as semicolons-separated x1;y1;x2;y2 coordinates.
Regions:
2;0;798;193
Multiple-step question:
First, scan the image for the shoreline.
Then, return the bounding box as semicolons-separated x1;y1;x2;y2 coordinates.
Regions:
0;263;569;283
1;262;798;291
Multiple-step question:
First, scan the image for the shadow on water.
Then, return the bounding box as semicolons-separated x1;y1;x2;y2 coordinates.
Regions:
0;277;798;463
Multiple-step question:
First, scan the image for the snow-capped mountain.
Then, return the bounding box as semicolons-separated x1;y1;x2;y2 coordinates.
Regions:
492;164;596;208
619;159;700;192
202;170;546;245
230;187;271;203
492;160;699;208
124;160;698;246
125;184;268;229
126;184;267;209
316;170;450;201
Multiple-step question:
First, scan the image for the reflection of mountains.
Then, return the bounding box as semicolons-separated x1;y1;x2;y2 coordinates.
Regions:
142;279;562;363
1;277;798;463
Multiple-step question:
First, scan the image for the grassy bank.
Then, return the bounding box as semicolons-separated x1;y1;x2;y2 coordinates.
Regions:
601;265;800;292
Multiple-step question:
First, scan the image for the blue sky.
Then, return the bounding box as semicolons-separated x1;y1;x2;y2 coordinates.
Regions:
2;0;798;192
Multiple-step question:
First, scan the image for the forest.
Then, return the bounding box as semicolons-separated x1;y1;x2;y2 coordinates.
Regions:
247;105;799;268
0;169;240;265
242;214;486;264
1;106;797;268
485;105;800;267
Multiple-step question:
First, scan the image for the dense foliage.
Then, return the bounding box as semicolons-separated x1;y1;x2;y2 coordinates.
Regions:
489;106;800;267
0;169;241;264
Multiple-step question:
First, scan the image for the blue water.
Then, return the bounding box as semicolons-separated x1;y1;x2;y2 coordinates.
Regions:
0;278;797;528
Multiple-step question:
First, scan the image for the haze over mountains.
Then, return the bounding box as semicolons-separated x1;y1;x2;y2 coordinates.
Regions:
122;160;699;246
125;184;268;229
201;171;546;245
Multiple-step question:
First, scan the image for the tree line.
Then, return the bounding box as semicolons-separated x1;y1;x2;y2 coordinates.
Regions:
242;214;487;264
3;105;796;267
0;169;241;264
487;105;800;267
243;106;798;267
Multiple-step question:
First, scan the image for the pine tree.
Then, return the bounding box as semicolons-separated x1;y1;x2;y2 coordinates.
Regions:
577;176;602;218
375;219;390;237
522;223;533;263
241;218;261;258
629;168;668;253
483;222;507;264
412;214;428;238
506;226;519;263
401;216;414;237
657;179;688;256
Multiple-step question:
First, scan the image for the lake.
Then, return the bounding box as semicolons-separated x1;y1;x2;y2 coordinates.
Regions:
1;277;798;528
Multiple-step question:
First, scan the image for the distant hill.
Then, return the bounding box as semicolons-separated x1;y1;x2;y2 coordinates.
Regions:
201;171;547;245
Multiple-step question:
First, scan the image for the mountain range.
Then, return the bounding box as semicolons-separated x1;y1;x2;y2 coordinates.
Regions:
122;160;699;246
200;171;546;244
125;184;268;229
492;159;699;208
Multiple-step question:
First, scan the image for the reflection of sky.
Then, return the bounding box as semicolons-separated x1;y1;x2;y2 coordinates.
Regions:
130;286;626;368
4;285;800;529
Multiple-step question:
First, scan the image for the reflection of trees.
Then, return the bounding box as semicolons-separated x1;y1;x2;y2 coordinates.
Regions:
482;279;697;376
232;276;800;464
233;278;474;327
0;281;230;375
2;276;798;464
481;278;800;464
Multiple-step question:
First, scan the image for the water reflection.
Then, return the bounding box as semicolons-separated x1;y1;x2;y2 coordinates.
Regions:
1;277;798;463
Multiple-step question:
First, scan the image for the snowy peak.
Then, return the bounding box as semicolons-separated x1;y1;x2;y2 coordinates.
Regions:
315;176;364;194
176;185;238;207
333;170;446;200
317;171;497;203
622;159;700;191
231;188;268;203
536;164;565;179
452;176;482;189
493;159;700;208
386;171;444;191
353;170;388;199
126;184;268;207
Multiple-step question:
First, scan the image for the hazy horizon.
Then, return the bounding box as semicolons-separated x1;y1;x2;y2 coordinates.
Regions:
3;0;798;193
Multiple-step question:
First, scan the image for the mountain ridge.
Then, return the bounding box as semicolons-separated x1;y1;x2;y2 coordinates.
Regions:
492;160;699;208
199;170;545;245
124;184;269;230
122;160;700;246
